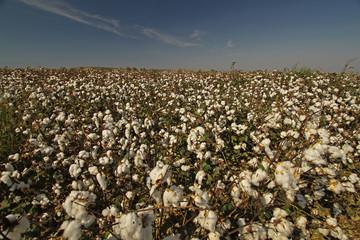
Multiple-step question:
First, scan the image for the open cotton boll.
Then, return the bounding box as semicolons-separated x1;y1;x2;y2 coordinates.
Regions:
62;220;82;240
96;172;107;190
261;138;276;159
113;212;152;240
69;164;82;178
268;214;294;239
261;192;273;206
251;168;268;186
3;214;30;240
1;171;13;187
303;148;327;165
330;226;348;240
194;210;217;232
328;179;345;194
163;185;184;207
62;191;96;224
296;216;307;231
149;161;172;186
195;170;206;185
237;218;267;240
275;161;300;201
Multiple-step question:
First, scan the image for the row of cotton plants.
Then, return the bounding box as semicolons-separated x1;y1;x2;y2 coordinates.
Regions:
0;68;359;239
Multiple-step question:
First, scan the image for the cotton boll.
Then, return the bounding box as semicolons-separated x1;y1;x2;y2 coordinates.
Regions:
69;164;82;178
63;220;82;240
96;172;107;190
1;171;13;187
239;179;258;198
208;231;221;240
348;173;359;184
88;166;98;175
194;210;217;232
113;212;152;240
195;170;206;185
303;149;327;165
261;192;273;206
3;214;30;240
326;217;337;227
163;185;184;207
296;216;307;232
328;179;345;194
330;226;348;240
251;168;268;186
342;182;356;192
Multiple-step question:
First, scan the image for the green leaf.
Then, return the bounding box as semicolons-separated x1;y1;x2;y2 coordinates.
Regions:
201;162;211;172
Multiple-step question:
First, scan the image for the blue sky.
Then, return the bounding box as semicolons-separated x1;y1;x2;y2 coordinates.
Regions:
1;0;360;72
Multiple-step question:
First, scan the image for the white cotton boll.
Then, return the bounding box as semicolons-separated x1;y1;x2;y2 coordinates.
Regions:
318;228;329;236
240;179;258;198
273;208;288;219
102;207;111;217
208;231;221;240
261;192;273;206
115;159;131;176
63;220;82;240
348;173;359;184
149;162;172;186
5;163;14;172
34;193;50;206
330;226;348;240
194;210;217;232
342;182;356;193
303;149;327;165
113;212;152;240
69;164;82;178
195;170;206;185
296;216;307;231
96;172;107;190
99;156;113;165
328;179;345;194
251;168;268;186
88;166;98;175
181;165;191;171
1;172;13;187
238;222;267;240
163;185;184;207
248;157;258;167
42;146;54;156
342;144;354;154
326;217;337;227
268;217;294;239
275;161;300;201
261;138;276;159
317;129;330;144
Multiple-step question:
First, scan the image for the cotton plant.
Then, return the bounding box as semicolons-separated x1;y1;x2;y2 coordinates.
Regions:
2;214;30;240
1;68;360;239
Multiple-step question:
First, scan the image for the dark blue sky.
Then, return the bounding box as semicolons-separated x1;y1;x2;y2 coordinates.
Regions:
1;0;359;72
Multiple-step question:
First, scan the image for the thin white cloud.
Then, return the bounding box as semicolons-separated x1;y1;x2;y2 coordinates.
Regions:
227;39;234;48
137;26;197;47
19;0;197;47
190;29;206;40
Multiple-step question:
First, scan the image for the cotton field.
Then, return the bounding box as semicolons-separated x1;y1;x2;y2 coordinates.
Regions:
0;68;359;239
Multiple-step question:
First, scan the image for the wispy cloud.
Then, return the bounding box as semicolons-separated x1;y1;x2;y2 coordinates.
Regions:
189;29;206;40
227;39;234;48
19;0;197;47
